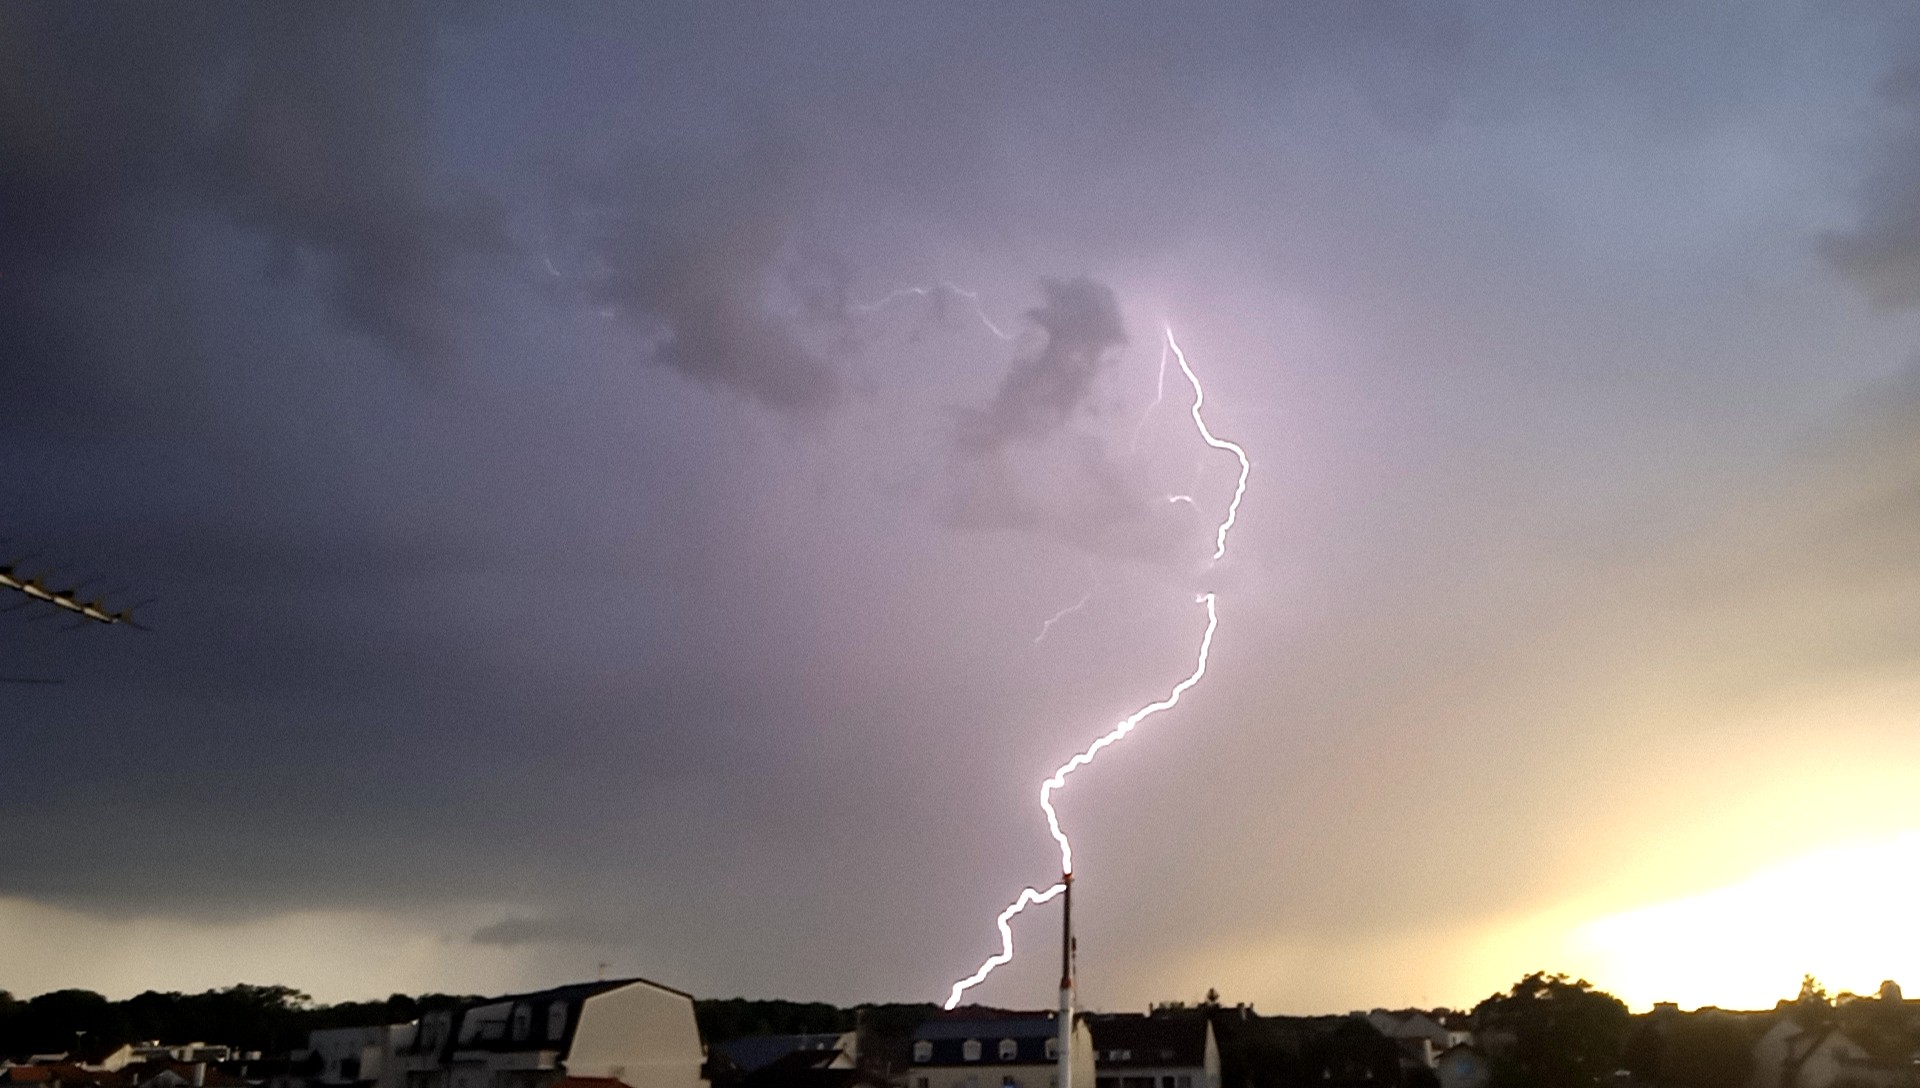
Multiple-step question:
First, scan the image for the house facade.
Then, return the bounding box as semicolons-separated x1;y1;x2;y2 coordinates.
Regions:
908;1017;1093;1088
1362;1012;1472;1073
1746;1020;1914;1088
1084;1017;1217;1088
383;979;705;1088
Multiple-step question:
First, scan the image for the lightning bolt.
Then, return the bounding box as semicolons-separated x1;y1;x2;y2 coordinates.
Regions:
1033;591;1094;644
1167;328;1250;561
942;324;1251;1010
1032;562;1100;644
853;282;1015;341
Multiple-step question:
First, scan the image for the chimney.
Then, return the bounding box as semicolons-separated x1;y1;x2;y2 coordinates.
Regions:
191;1063;206;1087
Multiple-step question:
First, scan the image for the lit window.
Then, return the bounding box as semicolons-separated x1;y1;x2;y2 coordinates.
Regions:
914;1042;934;1064
999;1040;1018;1061
963;1041;983;1062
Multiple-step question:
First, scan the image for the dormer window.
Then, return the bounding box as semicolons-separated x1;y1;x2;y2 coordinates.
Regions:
999;1040;1018;1061
511;1005;531;1042
1045;1040;1058;1061
547;1004;567;1041
914;1042;933;1063
963;1040;983;1062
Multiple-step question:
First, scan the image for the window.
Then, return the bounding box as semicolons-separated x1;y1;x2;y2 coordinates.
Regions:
1002;1078;1017;1088
914;1042;934;1064
511;1005;531;1042
916;1079;929;1088
999;1040;1018;1061
547;1004;567;1041
1044;1040;1058;1061
963;1040;983;1062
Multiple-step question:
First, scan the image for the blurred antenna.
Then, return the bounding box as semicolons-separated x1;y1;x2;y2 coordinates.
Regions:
0;559;150;629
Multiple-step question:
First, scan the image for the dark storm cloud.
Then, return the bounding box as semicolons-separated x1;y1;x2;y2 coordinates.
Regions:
957;278;1127;452
11;0;1919;1014
574;138;843;413
208;9;509;368
470;914;631;948
0;5;502;391
1824;53;1920;307
945;278;1192;563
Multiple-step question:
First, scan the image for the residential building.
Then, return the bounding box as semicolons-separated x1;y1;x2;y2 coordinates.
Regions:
0;1065;122;1088
1084;1016;1218;1088
908;1016;1092;1088
306;1025;416;1088
719;1036;856;1076
1746;1020;1914;1088
387;978;706;1088
119;1060;250;1088
1363;1011;1473;1074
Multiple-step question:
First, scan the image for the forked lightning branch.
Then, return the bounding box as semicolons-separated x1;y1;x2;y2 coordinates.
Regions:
940;326;1253;1058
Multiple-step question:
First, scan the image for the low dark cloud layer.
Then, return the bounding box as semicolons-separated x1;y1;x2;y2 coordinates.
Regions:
4;0;1920;1014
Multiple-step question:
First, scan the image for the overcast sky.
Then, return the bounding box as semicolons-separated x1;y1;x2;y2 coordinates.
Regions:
5;2;1920;1015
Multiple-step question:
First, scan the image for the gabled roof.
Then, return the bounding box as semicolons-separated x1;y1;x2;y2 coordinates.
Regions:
736;1052;892;1088
121;1062;247;1088
1;1066;124;1088
418;976;694;1059
912;1017;1069;1067
722;1035;848;1074
485;978;688;1006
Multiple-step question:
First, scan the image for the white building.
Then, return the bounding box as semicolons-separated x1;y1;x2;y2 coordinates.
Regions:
381;979;705;1088
1362;1012;1472;1072
307;1025;417;1088
1745;1020;1913;1088
909;1016;1093;1088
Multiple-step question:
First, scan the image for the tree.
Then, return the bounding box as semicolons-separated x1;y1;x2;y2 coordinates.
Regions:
1787;975;1831;1029
1472;972;1630;1088
1657;1015;1754;1088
